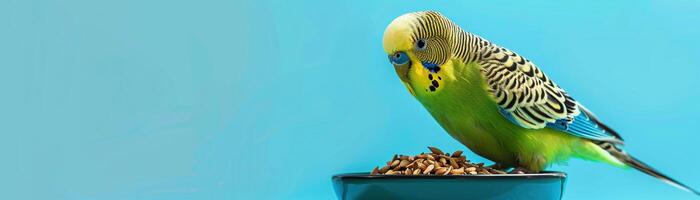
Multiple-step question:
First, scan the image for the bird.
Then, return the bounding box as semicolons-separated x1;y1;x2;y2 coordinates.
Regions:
383;11;699;195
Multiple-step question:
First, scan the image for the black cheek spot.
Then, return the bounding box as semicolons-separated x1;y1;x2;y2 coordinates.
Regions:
438;76;442;80
428;74;433;80
432;80;439;87
429;86;436;91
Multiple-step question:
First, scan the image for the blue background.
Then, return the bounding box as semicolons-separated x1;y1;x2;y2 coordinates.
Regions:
3;0;700;199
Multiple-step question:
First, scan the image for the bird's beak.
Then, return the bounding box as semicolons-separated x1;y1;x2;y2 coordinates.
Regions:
393;61;411;83
393;61;415;96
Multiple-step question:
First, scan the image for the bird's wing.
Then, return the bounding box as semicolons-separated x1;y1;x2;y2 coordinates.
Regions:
479;45;623;144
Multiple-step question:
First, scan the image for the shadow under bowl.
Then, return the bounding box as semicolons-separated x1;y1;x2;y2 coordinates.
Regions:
332;171;566;200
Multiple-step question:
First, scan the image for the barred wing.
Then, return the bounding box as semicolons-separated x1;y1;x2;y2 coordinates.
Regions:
479;46;622;143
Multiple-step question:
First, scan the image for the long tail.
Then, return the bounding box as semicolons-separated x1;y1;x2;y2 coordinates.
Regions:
598;142;700;196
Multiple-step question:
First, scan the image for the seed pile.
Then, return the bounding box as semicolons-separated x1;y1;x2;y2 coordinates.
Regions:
371;147;507;175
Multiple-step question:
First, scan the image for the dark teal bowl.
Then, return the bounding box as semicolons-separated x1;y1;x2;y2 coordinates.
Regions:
332;172;566;200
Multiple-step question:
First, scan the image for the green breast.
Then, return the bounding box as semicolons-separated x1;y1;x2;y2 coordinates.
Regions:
411;59;524;165
406;59;616;170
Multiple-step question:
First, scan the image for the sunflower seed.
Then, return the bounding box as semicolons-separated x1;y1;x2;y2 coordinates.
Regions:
390;160;400;167
379;165;391;173
371;167;379;175
450;167;465;174
417;162;426;170
444;166;453;175
399;160;410;168
435;167;447;175
449;158;459;168
423;164;435;174
428;146;445;155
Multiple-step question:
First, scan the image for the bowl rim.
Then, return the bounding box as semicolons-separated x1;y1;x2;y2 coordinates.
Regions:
333;171;566;180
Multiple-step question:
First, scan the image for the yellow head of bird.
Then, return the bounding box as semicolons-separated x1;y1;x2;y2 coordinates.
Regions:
383;11;456;95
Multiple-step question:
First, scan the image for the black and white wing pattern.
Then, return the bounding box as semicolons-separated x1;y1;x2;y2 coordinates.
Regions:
478;45;623;143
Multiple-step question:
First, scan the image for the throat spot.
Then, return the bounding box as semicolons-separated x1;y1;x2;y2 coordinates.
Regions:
426;72;443;93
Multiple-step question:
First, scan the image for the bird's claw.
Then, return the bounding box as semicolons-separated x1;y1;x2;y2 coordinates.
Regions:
509;167;532;174
486;163;510;170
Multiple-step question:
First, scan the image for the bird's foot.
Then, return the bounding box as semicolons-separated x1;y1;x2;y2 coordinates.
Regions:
509;167;533;174
486;163;510;171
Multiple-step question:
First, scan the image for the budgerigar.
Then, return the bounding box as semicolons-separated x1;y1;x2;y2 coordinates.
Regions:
383;11;698;195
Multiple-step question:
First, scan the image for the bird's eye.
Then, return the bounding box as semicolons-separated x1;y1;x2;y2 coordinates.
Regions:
415;39;427;50
389;51;409;65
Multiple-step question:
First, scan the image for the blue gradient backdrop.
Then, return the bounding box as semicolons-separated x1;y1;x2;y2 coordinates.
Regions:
3;0;700;199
